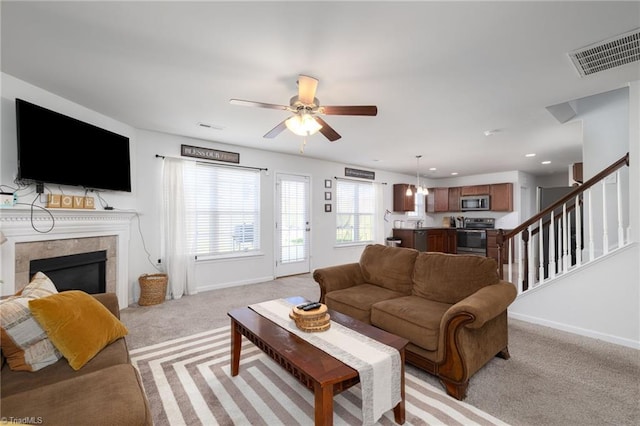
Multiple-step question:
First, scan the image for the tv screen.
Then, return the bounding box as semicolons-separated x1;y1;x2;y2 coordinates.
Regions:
16;98;132;192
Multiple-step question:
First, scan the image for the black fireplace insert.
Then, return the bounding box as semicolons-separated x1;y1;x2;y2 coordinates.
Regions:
29;250;107;293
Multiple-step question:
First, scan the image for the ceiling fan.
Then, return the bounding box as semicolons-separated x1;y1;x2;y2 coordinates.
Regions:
229;75;377;143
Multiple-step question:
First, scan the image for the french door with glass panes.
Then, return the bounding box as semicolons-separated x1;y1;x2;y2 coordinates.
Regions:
275;173;310;277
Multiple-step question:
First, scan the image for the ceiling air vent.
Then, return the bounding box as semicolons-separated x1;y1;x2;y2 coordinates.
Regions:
568;28;640;77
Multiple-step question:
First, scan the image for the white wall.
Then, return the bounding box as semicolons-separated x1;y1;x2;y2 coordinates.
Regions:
628;81;640;244
577;87;630;252
1;74;138;210
133;129;418;296
510;243;639;348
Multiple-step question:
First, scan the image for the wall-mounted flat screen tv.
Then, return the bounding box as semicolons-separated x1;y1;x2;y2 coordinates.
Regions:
16;98;132;192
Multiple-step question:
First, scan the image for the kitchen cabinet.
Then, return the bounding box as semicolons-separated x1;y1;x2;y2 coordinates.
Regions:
573;162;583;183
426;229;457;253
461;185;490;196
448;187;461;211
426;187;448;213
486;229;512;264
393;184;415;212
489;183;513;212
393;229;417;250
393;228;456;253
424;182;513;213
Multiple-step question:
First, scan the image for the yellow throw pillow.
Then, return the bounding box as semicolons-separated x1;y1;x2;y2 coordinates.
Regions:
0;272;62;371
29;290;128;370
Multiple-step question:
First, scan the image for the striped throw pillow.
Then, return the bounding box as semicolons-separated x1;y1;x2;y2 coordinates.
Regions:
0;272;62;371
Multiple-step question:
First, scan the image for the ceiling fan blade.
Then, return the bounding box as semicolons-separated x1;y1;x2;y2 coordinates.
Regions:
322;105;378;116
264;119;288;139
297;75;318;105
315;117;341;142
230;99;288;110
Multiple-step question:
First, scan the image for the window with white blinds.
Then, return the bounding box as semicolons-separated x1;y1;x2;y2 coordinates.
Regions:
185;163;261;257
408;192;425;217
335;179;375;244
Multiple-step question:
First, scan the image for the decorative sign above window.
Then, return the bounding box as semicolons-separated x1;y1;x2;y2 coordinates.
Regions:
345;167;375;180
181;144;240;164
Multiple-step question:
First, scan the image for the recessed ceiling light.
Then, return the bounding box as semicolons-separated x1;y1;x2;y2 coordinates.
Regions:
525;153;536;157
541;160;551;165
483;129;501;136
451;172;459;176
429;167;437;171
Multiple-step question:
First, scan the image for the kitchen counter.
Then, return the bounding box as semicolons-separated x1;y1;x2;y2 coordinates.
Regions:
392;228;457;253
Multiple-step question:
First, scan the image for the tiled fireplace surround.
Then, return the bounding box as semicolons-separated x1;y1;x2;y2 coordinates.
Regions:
1;209;135;309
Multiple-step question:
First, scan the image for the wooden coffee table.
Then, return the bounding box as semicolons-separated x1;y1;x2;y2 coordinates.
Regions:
228;296;408;426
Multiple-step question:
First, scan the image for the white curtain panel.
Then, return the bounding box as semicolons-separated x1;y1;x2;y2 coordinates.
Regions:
375;183;385;244
161;157;197;298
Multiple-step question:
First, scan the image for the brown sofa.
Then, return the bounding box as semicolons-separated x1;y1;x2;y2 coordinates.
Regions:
0;293;152;425
313;244;517;400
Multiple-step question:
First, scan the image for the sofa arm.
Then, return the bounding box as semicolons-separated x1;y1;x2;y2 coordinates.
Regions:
92;293;121;319
442;281;517;330
313;263;364;303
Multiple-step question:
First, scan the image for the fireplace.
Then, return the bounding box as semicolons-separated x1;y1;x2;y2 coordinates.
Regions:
30;250;107;294
1;209;136;309
14;236;117;294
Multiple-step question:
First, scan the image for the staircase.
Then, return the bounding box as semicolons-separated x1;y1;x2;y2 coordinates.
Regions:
495;153;638;348
497;153;630;293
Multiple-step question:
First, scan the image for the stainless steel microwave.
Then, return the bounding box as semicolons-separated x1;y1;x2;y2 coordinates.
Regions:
460;195;490;211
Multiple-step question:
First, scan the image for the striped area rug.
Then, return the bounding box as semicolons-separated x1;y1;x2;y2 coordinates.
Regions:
130;326;509;426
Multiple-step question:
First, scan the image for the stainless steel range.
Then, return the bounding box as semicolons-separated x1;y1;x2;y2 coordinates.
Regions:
456;217;495;255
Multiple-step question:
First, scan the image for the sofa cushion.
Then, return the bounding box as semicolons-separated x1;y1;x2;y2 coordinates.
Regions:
412;252;499;304
359;244;418;294
29;290;129;370
0;337;130;398
0;272;62;371
325;284;407;324
371;296;451;351
0;364;151;426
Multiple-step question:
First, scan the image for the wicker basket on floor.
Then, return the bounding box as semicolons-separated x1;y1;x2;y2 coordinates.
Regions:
138;273;168;306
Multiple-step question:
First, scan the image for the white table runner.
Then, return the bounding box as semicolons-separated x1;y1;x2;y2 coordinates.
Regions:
249;298;401;425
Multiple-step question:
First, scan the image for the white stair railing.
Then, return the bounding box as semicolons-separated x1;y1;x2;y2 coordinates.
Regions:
498;153;630;294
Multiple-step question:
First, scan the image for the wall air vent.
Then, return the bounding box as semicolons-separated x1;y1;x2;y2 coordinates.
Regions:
197;122;224;130
568;28;640;77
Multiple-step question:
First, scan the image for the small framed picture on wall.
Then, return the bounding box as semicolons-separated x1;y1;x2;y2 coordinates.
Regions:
324;204;332;212
324;192;332;200
324;179;332;188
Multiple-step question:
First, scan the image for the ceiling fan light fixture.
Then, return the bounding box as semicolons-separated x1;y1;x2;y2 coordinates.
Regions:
285;114;322;136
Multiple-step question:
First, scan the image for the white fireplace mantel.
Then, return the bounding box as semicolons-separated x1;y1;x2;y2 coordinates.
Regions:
1;208;136;309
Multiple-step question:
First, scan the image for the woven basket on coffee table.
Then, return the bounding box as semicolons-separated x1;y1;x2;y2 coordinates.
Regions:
138;273;168;306
289;303;331;332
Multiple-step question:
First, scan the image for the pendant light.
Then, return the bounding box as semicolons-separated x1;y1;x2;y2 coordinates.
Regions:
405;185;413;197
415;155;429;195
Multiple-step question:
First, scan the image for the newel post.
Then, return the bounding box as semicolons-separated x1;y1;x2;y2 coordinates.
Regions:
496;229;505;279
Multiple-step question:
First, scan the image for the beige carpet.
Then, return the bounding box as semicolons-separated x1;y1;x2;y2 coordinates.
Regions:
130;325;510;426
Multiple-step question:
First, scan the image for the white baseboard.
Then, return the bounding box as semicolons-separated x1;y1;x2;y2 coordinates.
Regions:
197;275;275;293
509;311;640;350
